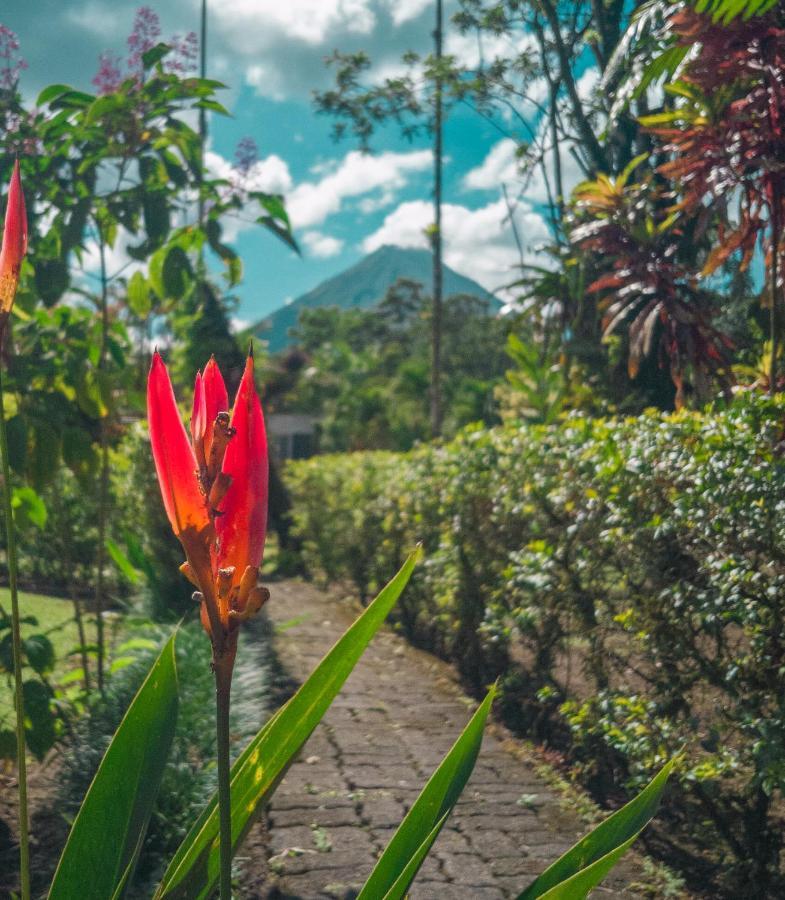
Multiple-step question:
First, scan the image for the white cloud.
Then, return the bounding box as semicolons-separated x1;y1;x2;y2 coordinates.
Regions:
64;2;124;37
303;230;345;258
287;148;432;228
213;0;376;49
463;135;587;206
463;139;519;191
384;0;433;26
205;150;293;195
446;29;538;72
363;197;550;297
80;229;144;283
357;189;398;214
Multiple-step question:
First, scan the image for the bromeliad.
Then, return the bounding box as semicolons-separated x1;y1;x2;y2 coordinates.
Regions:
147;350;269;668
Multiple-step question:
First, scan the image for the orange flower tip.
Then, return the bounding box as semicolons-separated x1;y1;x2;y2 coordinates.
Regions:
248;341;254;359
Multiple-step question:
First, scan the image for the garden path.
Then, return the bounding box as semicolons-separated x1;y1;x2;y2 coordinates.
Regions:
237;579;663;900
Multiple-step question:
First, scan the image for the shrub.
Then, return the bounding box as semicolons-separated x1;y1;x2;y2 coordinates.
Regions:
52;617;273;897
286;392;785;896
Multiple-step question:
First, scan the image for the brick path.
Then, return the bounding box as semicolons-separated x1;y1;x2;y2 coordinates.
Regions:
238;580;660;899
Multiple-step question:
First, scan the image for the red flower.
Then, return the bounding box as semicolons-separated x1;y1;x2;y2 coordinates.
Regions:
0;160;27;334
147;350;269;661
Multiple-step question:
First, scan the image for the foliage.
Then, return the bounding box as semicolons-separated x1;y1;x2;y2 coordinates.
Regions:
268;280;510;451
0;604;58;761
54;617;273;897
45;553;665;900
571;158;734;405
358;685;496;899
286;391;785;895
50;633;179;900
588;2;785;397
496;332;567;424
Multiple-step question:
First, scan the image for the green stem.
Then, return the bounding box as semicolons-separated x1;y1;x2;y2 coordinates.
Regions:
0;363;30;900
215;654;233;900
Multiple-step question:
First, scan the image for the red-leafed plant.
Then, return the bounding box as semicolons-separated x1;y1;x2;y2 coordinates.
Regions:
643;5;785;389
572;160;733;406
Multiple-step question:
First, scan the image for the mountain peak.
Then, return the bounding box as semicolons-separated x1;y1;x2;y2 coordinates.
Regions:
252;246;499;352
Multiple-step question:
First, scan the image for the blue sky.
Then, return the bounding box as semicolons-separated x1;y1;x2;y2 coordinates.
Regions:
5;1;592;324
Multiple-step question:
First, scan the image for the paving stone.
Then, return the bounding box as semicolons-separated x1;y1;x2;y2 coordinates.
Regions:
236;580;669;899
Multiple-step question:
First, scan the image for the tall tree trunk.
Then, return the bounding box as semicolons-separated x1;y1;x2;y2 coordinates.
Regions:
431;0;444;438
198;0;207;235
94;229;109;692
770;185;781;394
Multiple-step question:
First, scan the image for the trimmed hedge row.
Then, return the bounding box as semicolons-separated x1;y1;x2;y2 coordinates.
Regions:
286;393;785;897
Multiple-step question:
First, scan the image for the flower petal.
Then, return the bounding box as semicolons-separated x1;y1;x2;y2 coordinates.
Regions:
202;356;229;427
0;160;27;318
147;352;209;538
216;354;268;577
190;370;206;448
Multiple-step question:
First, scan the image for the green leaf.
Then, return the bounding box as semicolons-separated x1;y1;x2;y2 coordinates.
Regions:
49;633;179;900
28;426;61;489
534;834;639;900
5;416;28;475
194;99;230;115
155;549;422;900
12;486;48;530
106;539;140;584
127;271;152;318
148;247;167;299
382;813;449;900
23;678;56;760
24;634;55;675
162;246;191;299
142;43;171;69
36;84;73;106
143;192;170;247
517;759;676;899
359;685;496;900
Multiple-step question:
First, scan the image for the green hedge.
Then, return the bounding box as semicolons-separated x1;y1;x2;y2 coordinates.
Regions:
286;393;785;896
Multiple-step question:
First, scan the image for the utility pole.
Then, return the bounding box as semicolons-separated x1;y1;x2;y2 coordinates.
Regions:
431;0;444;438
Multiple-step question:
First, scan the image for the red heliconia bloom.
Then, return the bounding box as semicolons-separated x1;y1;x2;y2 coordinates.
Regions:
0;160;27;335
147;350;269;663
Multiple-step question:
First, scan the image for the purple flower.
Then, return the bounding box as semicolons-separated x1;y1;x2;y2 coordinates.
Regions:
92;51;123;95
235;137;259;176
0;25;28;92
166;31;198;75
127;6;161;75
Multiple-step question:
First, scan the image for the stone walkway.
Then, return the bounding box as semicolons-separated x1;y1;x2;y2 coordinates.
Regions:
238;580;663;899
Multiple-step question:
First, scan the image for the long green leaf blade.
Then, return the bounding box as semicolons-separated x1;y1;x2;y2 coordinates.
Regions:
381;813;450;900
358;685;496;900
535;834;639;900
517;758;675;900
156;548;422;900
49;633;179;900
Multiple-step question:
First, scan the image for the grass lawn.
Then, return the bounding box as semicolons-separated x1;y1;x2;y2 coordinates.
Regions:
0;589;104;721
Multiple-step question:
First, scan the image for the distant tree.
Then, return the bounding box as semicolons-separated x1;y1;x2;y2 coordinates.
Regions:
278;280;508;450
315;3;448;437
176;280;246;393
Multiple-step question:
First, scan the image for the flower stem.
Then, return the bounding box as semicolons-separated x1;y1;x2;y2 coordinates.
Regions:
0;364;30;900
214;654;234;900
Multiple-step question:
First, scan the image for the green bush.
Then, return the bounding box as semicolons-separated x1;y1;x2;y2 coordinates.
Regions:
286;392;785;896
51;617;273;897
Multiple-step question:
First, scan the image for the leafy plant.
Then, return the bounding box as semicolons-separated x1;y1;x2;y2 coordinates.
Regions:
286;392;785;895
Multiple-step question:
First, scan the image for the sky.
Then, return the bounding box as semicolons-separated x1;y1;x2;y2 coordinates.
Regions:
4;0;591;325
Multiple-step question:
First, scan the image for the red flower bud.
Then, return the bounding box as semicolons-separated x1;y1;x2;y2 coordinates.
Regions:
0;160;27;333
147;350;269;659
